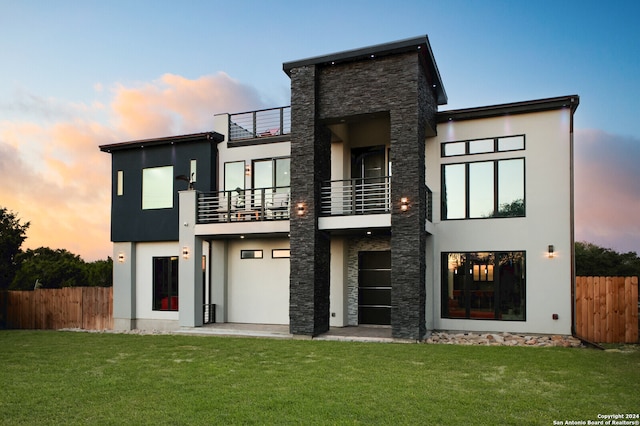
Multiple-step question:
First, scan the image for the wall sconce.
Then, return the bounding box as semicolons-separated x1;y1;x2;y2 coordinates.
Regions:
296;202;306;216
245;165;251;176
548;245;555;259
400;197;409;212
182;246;190;259
118;253;125;263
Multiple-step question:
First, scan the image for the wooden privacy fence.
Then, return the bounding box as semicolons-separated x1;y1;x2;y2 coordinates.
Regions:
576;276;638;343
2;287;113;330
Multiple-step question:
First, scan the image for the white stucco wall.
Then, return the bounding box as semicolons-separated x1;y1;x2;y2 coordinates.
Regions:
134;241;180;328
216;138;291;192
227;238;290;324
427;108;574;334
329;238;348;327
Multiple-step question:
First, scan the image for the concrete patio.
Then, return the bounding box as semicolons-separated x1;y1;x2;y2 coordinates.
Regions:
176;323;397;343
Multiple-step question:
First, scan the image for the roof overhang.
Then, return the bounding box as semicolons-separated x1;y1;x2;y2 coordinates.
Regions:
437;95;579;123
283;35;447;105
99;131;224;153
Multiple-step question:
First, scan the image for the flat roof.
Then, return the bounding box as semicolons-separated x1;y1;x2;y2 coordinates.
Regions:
99;131;224;153
437;95;580;122
283;35;447;105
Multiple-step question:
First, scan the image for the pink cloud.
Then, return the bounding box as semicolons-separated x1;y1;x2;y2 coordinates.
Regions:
0;72;268;261
574;128;640;254
111;72;267;140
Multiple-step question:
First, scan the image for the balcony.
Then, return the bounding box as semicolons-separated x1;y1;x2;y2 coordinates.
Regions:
197;187;290;224
321;177;391;216
229;106;291;142
319;177;433;231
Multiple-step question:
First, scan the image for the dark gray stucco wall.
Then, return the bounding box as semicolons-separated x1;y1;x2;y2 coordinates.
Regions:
110;141;216;242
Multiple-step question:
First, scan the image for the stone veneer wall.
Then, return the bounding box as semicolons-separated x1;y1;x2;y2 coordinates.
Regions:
288;51;437;339
318;53;436;340
346;236;391;326
288;65;332;336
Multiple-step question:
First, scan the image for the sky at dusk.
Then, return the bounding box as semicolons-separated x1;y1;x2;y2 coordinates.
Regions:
1;0;639;261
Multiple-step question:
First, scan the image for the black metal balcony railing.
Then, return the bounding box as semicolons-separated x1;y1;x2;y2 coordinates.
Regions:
197;187;290;223
320;177;391;216
320;177;433;222
229;106;291;141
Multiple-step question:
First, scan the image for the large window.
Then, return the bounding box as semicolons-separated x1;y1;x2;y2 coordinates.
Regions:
153;257;178;311
442;251;525;321
253;157;290;190
142;166;174;209
442;158;524;219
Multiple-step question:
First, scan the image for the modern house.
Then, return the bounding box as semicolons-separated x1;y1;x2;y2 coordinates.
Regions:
100;35;579;340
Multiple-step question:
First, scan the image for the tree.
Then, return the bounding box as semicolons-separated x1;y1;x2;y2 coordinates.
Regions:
575;241;640;277
0;208;30;290
84;258;113;287
11;247;87;290
495;198;525;217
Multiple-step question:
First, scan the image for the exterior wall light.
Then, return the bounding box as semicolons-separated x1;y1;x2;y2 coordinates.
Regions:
548;245;555;259
182;246;190;259
400;197;409;212
296;202;306;216
118;253;125;263
245;165;251;176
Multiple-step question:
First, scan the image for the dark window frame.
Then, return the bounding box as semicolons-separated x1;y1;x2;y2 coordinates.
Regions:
251;156;291;190
441;134;526;157
152;256;179;311
441;251;526;321
224;160;246;192
272;249;290;258
240;249;263;259
442;157;526;220
142;165;174;210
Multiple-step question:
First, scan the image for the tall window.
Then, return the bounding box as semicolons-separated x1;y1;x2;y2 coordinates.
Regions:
224;161;245;192
117;170;124;196
442;158;524;219
442;251;525;321
142;166;173;209
153;257;179;311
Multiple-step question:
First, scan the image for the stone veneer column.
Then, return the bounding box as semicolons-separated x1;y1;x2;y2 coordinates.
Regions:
288;65;332;336
389;60;433;340
389;109;428;340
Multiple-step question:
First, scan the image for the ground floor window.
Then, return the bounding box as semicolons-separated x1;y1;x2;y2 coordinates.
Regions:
442;251;525;320
153;256;178;311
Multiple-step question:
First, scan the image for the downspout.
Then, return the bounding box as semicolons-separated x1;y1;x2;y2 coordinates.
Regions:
569;97;578;337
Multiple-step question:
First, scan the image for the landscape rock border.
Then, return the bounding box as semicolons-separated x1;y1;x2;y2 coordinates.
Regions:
425;331;584;347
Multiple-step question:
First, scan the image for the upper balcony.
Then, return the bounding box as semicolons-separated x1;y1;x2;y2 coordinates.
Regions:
320;177;391;216
228;106;291;143
318;177;433;232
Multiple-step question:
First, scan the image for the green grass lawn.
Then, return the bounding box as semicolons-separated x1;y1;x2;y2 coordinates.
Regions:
1;331;638;425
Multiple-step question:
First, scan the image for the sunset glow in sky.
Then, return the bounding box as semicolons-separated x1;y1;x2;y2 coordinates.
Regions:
1;0;639;260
